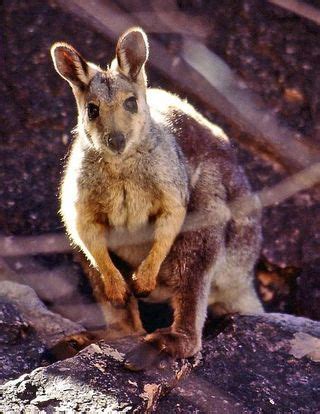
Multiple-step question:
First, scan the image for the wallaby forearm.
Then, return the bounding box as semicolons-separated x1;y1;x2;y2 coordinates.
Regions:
132;204;186;296
75;206;129;306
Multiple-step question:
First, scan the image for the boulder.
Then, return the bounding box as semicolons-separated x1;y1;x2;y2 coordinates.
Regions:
0;281;84;384
1;288;319;413
0;281;84;347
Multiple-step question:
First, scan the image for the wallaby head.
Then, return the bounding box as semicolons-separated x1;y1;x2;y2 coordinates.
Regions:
51;28;149;156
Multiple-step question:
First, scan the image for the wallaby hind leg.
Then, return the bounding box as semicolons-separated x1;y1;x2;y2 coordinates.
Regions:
208;207;264;317
208;280;264;317
50;255;144;361
208;252;264;317
125;229;214;371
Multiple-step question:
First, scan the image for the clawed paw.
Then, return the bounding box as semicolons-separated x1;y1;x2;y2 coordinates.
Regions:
108;289;131;308
132;280;155;298
131;262;158;298
124;339;172;371
103;275;131;308
124;328;199;371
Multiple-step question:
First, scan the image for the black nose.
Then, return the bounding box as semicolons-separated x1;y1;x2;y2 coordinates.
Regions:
106;132;126;154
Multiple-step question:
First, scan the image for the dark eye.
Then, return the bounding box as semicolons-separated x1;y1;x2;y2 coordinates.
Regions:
87;103;99;120
123;96;138;113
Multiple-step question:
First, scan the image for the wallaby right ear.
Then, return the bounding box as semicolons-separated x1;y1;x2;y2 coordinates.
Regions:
50;43;92;89
115;27;148;84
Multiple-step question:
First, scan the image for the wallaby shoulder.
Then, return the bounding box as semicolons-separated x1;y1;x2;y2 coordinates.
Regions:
148;88;251;202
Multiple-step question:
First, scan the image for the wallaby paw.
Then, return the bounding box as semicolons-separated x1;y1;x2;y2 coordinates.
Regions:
145;327;200;358
124;328;199;371
48;332;96;361
124;339;172;371
109;288;131;308
132;281;155;298
131;262;158;298
103;276;131;308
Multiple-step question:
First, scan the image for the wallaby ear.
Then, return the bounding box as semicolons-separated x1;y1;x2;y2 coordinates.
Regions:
115;27;148;83
51;43;91;89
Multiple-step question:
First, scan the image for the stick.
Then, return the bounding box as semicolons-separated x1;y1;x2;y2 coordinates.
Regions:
0;233;72;257
269;0;320;26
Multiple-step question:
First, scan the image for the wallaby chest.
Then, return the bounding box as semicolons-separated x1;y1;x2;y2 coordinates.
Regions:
81;156;160;230
102;178;158;229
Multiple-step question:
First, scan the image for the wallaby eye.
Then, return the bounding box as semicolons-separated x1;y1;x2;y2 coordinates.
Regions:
87;103;99;120
123;96;138;113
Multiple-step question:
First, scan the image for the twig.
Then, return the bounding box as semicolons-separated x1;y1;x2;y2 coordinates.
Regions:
0;233;72;257
183;39;320;171
269;0;320;26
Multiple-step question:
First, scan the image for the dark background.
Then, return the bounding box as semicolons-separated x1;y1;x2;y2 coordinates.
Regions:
1;0;320;321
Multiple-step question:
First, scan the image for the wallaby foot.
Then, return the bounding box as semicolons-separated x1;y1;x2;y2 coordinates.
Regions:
49;322;146;362
49;331;97;361
124;340;171;371
124;327;199;371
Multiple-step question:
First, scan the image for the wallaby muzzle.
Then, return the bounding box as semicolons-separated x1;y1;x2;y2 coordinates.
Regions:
105;132;126;154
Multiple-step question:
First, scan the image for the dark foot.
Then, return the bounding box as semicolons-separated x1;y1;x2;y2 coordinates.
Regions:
124;327;199;371
144;328;199;358
48;331;97;361
124;341;167;371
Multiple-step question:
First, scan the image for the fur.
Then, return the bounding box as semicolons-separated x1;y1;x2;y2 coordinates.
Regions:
50;27;263;369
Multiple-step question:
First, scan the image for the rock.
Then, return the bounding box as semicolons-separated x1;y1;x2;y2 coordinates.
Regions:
1;256;105;329
1;312;319;412
0;300;48;385
0;281;84;347
158;314;320;412
296;259;320;321
289;332;320;362
0;281;85;385
0;340;195;413
0;300;29;345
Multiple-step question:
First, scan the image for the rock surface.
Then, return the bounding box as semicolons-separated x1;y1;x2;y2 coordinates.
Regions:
0;340;195;413
0;281;84;347
0;300;49;385
0;281;84;385
159;313;320;412
0;255;105;329
1;285;319;413
1;0;320;319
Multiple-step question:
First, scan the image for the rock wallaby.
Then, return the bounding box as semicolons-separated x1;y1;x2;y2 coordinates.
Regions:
51;27;263;370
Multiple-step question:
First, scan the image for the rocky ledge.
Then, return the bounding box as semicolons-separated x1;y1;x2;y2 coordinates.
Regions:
1;281;319;413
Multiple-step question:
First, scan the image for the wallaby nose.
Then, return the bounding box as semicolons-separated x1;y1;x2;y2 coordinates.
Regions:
106;132;126;154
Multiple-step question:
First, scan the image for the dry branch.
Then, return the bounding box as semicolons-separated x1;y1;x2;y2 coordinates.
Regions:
0;233;71;257
269;0;320;26
183;39;320;171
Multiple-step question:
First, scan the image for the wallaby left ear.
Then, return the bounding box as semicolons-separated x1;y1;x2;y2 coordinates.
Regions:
51;42;94;89
115;27;149;83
